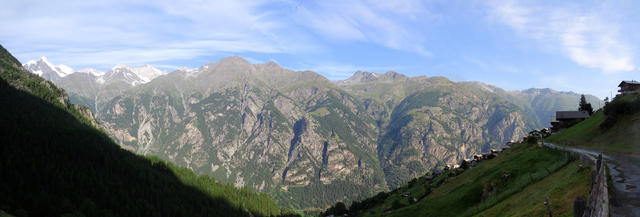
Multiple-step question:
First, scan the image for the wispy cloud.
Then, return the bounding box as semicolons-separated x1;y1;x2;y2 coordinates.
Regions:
0;0;308;68
487;0;635;72
291;0;434;57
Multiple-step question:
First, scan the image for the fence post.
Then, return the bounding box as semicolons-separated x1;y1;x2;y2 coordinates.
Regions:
545;196;553;217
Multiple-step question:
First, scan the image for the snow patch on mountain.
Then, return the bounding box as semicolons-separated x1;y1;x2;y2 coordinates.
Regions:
132;64;167;82
78;68;105;77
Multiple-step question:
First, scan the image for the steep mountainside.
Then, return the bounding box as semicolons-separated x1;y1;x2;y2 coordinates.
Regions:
0;45;297;217
338;72;530;188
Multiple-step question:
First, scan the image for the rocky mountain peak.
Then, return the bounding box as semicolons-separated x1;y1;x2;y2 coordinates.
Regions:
260;61;283;71
383;71;407;80
340;71;382;84
340;70;410;85
216;56;252;68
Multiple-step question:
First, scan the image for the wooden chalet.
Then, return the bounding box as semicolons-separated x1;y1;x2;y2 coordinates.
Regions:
550;111;590;131
618;80;640;94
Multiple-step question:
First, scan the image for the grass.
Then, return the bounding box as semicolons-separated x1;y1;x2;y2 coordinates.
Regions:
352;142;590;217
545;110;605;144
545;110;640;155
473;160;590;217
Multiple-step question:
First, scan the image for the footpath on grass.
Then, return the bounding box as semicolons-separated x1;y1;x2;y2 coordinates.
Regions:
545;142;640;217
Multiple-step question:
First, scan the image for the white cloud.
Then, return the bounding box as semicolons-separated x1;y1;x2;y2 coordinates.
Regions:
488;0;635;72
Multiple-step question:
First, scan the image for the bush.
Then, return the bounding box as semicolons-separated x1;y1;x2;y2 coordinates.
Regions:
525;135;538;144
391;199;404;210
601;95;640;130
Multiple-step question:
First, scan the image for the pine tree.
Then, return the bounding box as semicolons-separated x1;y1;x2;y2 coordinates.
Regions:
579;95;594;115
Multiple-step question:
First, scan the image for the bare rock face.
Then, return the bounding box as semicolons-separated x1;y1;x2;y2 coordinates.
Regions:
72;104;101;128
377;90;528;188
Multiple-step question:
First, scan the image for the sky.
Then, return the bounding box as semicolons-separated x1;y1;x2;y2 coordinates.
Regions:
2;0;639;99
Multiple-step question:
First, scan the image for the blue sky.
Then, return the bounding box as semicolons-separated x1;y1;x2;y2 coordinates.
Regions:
2;0;639;99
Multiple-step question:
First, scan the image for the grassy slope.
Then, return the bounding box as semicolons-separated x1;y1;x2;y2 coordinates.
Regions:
474;161;589;217
545;101;640;155
346;143;589;217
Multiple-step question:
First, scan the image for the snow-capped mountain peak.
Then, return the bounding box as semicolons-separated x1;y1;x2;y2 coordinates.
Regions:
103;64;166;85
39;56;54;68
23;56;74;81
57;64;74;76
104;64;144;86
132;64;166;82
111;64;132;70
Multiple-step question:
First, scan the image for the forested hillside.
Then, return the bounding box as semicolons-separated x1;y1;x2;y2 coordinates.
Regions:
0;45;297;217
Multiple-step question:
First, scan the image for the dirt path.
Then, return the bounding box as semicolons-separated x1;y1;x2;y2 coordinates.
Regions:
544;143;640;217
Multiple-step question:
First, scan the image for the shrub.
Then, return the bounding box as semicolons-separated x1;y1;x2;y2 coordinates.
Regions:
601;94;640;130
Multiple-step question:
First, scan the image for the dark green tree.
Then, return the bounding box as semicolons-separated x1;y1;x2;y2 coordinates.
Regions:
333;202;347;216
578;94;594;115
460;160;470;170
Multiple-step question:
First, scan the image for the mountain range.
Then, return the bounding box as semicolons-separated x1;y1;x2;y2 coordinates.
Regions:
24;56;166;86
24;56;602;209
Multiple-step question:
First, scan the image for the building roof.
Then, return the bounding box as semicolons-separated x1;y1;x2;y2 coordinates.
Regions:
556;111;590;119
619;80;640;87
